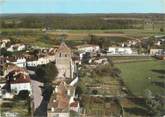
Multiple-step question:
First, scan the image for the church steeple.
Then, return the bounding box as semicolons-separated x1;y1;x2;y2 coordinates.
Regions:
57;42;71;53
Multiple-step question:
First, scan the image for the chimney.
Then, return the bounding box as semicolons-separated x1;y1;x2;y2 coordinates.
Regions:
51;107;55;112
53;99;56;103
23;75;26;79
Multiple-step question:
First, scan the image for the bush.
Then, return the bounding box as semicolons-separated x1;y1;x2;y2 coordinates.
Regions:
92;90;98;95
94;64;121;78
160;28;164;32
16;90;30;100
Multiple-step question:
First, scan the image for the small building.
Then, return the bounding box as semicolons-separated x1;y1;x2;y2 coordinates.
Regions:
70;100;80;112
7;44;26;52
0;39;10;48
47;81;78;117
7;57;27;68
75;44;100;53
26;55;56;67
93;58;108;64
150;49;164;56
156;55;165;60
108;47;133;55
47;81;70;117
6;69;32;95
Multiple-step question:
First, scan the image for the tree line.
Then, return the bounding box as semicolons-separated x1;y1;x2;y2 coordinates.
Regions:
0;15;145;29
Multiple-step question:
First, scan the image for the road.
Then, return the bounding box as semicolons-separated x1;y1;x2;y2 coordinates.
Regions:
31;80;43;110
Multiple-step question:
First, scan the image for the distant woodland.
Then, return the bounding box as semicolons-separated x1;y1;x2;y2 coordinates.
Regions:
0;14;165;30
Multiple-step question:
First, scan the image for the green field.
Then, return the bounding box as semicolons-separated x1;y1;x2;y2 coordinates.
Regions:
116;60;165;96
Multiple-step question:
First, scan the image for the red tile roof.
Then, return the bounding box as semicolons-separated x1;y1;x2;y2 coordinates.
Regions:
70;101;79;107
7;69;30;84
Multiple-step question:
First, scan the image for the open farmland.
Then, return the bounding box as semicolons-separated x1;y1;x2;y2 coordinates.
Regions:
116;60;165;96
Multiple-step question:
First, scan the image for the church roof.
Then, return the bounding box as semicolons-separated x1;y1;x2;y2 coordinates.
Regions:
56;42;71;53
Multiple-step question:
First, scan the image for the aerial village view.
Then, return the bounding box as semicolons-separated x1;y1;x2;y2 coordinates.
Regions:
0;0;165;117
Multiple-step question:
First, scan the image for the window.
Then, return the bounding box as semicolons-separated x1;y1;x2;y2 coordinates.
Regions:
59;53;62;57
65;54;67;57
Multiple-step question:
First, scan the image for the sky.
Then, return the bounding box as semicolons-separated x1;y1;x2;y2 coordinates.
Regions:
0;0;165;14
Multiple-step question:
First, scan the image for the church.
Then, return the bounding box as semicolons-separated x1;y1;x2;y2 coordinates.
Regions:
54;42;75;79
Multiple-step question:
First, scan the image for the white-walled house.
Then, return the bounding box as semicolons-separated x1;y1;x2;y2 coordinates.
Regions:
26;55;56;67
7;57;27;68
7;44;26;52
108;47;133;55
7;69;32;95
77;52;86;61
10;82;32;95
0;39;10;48
75;44;100;53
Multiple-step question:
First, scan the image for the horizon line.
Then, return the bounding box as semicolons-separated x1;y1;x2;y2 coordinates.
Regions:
1;12;165;15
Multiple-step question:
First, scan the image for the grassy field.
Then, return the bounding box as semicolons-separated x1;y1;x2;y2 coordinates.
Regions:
116;60;165;96
111;56;154;63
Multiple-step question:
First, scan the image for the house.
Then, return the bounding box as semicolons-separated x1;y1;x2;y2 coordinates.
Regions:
108;47;133;55
126;40;138;47
7;44;26;52
154;41;161;46
0;39;10;48
47;81;78;117
70;100;80;112
26;56;39;67
6;69;32;95
55;42;75;79
47;81;70;117
7;57;27;68
75;44;100;53
93;58;108;64
150;49;164;56
26;55;56;67
156;55;165;60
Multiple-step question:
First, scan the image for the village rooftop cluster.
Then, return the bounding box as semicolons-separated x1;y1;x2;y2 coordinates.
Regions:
0;34;165;117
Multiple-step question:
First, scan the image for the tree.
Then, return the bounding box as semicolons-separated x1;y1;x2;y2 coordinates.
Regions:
76;81;88;96
107;57;114;67
111;68;121;78
94;63;121;78
144;89;153;101
0;48;12;57
35;62;58;83
144;90;164;116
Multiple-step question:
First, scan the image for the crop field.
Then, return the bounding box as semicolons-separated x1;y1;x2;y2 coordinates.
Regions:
1;28;165;48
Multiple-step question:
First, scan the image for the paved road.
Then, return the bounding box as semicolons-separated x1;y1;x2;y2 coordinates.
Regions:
31;80;43;110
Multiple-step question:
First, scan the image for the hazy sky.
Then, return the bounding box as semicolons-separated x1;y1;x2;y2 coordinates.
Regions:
0;0;165;13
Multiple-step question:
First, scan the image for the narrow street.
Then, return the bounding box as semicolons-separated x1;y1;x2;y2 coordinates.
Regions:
31;80;43;110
